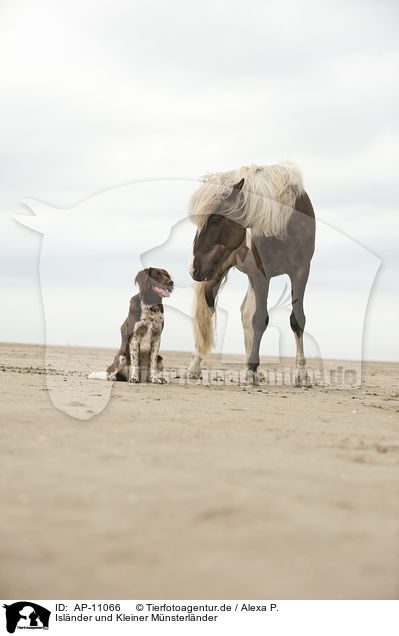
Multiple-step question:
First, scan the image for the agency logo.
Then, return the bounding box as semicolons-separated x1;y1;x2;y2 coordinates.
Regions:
2;603;51;633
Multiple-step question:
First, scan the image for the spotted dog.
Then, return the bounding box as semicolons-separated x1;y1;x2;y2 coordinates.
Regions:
106;268;174;383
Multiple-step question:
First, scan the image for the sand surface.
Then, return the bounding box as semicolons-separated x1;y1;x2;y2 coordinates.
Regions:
0;342;398;599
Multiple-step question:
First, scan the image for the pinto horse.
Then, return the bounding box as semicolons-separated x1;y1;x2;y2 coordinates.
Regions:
188;162;315;386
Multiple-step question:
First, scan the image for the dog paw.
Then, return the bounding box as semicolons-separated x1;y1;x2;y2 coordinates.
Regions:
151;376;167;384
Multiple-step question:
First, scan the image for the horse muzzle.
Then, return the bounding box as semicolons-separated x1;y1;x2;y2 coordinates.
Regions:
191;267;214;282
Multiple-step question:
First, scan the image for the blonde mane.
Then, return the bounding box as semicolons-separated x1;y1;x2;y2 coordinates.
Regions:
188;161;304;238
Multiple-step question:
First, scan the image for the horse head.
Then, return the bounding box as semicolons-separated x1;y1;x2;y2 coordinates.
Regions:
190;178;246;282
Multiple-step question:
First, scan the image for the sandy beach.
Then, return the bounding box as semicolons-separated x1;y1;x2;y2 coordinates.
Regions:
0;342;398;599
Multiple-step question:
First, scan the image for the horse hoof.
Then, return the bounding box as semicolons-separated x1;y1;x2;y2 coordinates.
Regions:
128;377;140;384
187;367;201;379
151;377;167;384
294;373;312;388
245;370;260;386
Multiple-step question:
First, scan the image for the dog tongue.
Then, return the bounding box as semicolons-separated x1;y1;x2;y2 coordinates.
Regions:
153;285;170;297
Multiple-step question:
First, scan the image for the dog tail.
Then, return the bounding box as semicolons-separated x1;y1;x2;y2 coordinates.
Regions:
88;371;108;380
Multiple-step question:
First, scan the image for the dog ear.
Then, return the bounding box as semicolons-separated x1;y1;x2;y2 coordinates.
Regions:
135;268;151;290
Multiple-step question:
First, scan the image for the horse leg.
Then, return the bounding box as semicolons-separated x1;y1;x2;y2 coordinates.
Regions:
289;268;312;387
187;350;203;379
241;273;269;385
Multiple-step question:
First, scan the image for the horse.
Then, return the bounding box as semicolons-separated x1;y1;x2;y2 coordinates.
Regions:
187;162;315;386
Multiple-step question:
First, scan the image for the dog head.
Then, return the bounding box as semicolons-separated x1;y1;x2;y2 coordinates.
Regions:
135;267;174;303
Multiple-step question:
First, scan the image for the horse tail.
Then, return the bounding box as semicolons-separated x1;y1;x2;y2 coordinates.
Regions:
192;273;229;355
192;282;216;355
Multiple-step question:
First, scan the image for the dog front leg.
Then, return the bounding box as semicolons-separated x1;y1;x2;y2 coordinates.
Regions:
150;337;166;384
107;354;127;380
128;338;140;383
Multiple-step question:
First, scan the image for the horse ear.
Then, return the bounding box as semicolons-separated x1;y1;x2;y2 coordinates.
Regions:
225;178;245;198
233;178;245;191
135;268;150;289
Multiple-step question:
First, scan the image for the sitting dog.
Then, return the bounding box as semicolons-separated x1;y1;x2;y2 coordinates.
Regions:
106;267;174;383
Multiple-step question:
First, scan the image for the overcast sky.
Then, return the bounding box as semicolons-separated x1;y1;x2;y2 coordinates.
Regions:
0;0;398;362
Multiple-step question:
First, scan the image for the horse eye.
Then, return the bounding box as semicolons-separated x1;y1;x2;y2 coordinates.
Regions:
209;215;221;225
